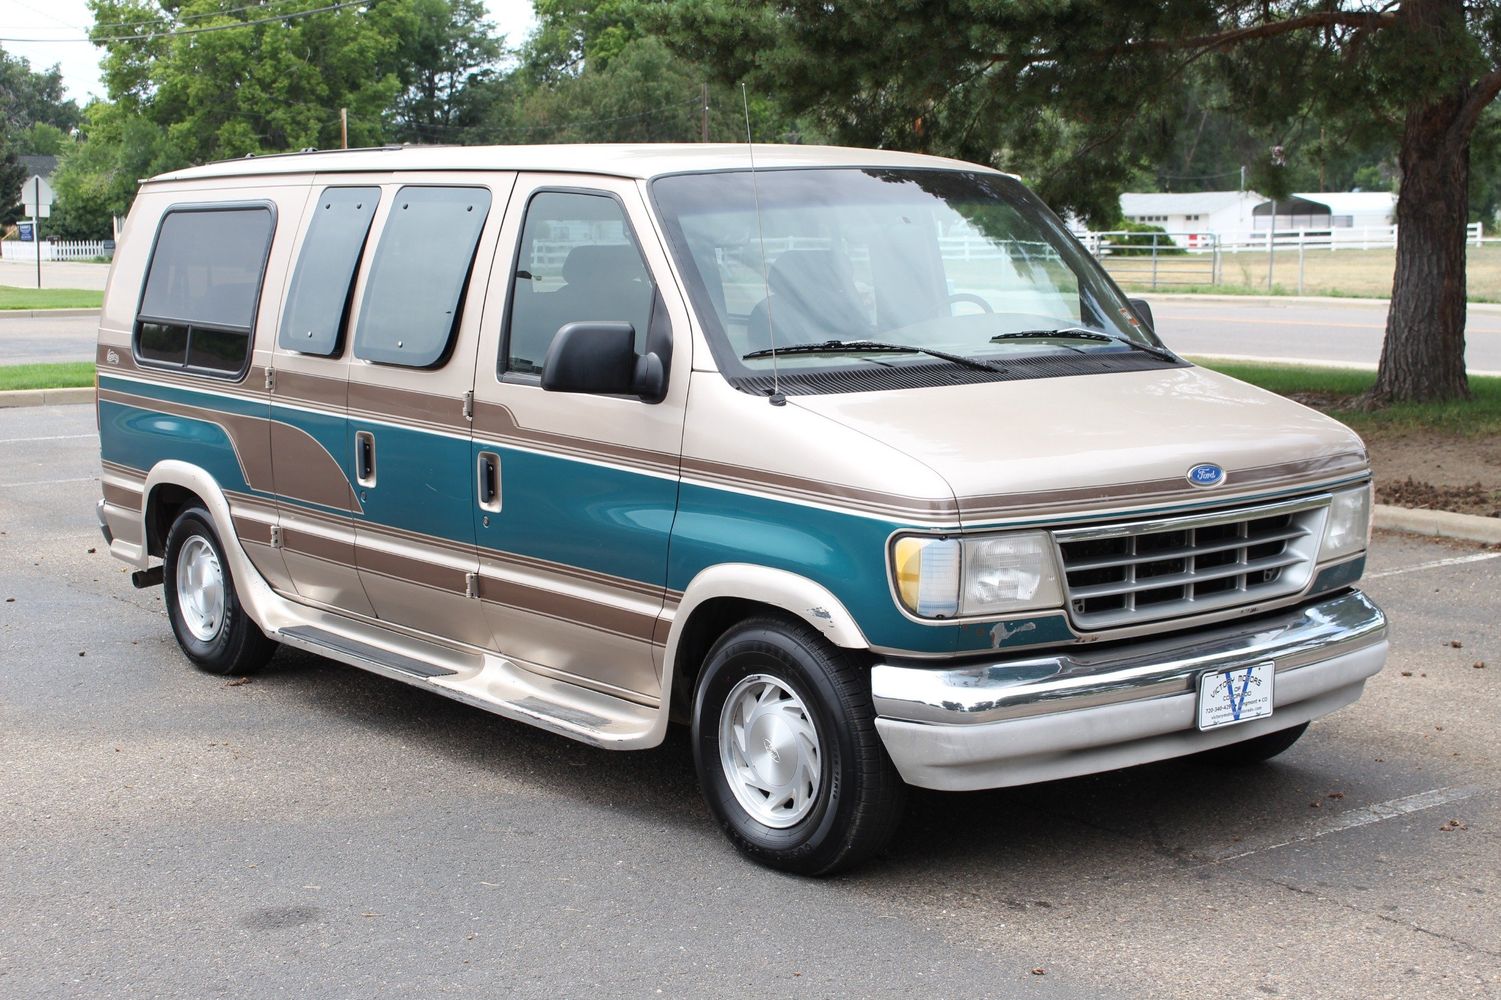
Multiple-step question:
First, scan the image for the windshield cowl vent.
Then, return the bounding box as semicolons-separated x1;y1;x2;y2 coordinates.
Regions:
726;350;1186;396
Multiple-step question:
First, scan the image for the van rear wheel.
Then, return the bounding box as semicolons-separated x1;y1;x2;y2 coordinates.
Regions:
691;616;905;876
163;505;275;676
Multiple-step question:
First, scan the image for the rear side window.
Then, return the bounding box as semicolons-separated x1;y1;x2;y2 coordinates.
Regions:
353;186;492;368
134;205;274;377
279;187;380;357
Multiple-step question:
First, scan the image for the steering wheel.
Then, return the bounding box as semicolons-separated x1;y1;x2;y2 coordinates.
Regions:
948;292;994;314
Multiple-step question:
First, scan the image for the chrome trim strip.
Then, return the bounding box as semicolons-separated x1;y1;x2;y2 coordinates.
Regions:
1049;492;1331;542
870;590;1386;726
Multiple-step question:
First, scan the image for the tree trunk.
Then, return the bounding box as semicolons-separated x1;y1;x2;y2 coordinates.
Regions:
1370;94;1472;403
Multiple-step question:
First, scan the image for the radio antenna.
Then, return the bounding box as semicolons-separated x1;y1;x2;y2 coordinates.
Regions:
741;83;784;405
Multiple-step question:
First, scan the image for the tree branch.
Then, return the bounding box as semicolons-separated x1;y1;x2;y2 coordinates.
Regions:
1137;10;1398;54
1454;65;1501;142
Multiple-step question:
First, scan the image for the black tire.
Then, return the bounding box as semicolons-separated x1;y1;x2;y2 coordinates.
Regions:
162;505;276;676
691;615;906;876
1203;722;1309;766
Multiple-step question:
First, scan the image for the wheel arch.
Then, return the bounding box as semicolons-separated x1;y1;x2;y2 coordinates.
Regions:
659;563;870;728
140;461;282;634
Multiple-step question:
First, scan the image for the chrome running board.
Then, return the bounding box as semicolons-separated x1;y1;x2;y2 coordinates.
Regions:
272;613;658;749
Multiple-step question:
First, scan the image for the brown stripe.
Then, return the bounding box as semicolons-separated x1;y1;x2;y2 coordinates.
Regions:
349;381;469;434
100;459;145;479
268;420;363;512
957;452;1370;520
478;577;657;642
101;481;142;512
472;400;680;477
275;370;347;409
97;344;268;401
480;547;665;601
681;455;958;519
356;545;467;594
98;386;275;495
232;515;273;546
282;526;356;567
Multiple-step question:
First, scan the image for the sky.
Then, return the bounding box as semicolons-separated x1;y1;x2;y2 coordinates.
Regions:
0;0;540;104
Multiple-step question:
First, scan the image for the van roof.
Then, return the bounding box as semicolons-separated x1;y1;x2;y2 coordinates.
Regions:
146;143;1008;184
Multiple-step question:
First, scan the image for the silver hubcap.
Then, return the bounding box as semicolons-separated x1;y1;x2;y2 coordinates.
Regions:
175;535;226;643
719;673;822;828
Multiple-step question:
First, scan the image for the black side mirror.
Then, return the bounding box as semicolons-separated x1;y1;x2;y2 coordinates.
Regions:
1127;297;1155;334
541;321;667;403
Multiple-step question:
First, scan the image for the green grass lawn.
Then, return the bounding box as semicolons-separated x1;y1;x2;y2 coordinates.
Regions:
0;287;105;310
1110;244;1501;302
0;362;95;391
1192;358;1501;436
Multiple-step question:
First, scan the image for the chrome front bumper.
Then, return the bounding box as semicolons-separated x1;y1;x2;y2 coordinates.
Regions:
872;590;1388;791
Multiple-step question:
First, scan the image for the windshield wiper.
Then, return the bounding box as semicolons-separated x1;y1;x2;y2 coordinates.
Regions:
991;327;1178;363
991;327;1114;344
743;339;1007;373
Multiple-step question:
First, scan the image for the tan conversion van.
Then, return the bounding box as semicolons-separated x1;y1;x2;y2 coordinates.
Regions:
96;144;1386;874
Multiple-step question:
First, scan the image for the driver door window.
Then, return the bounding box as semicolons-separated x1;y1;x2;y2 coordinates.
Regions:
504;191;654;375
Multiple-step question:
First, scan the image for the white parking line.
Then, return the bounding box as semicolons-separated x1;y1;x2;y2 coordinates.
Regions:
1365;552;1501;579
1;476;98;488
0;434;96;444
1218;785;1488;862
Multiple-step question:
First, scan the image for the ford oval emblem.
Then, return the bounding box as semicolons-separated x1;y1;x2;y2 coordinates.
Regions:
1187;463;1225;488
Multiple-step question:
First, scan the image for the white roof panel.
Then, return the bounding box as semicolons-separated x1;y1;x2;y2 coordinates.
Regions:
145;143;1010;185
1292;191;1396;214
1119;190;1260;215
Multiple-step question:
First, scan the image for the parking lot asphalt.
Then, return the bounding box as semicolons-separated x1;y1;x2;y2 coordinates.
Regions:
2;404;1498;1000
0;312;98;367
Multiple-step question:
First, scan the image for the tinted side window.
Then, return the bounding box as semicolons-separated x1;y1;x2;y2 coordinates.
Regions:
134;205;274;377
279;187;380;356
505;191;654;375
353;186;492;368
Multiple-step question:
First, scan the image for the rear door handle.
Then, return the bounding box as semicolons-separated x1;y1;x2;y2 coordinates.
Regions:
477;451;501;512
355;430;377;487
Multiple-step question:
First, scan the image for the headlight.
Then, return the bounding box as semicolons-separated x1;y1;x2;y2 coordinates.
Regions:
892;531;1064;619
1320;484;1372;560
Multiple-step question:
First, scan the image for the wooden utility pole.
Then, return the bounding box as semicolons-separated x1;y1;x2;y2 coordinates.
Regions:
340;108;349;149
700;83;710;142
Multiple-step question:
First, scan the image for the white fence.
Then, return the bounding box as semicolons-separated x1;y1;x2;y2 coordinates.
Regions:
0;239;115;262
1078;222;1486;256
1075;223;1496;291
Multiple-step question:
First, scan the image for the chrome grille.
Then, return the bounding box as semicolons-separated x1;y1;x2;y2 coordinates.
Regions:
1052;496;1328;630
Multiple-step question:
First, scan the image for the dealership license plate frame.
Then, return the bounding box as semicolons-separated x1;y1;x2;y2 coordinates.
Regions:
1196;662;1275;731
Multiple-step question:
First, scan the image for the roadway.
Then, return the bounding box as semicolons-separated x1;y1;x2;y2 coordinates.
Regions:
2;404;1498;999
1149;297;1501;374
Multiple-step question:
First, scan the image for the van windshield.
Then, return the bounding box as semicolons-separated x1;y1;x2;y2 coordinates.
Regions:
650;168;1165;379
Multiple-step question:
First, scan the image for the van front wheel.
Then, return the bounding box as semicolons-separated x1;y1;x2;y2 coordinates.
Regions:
692;617;905;876
163;506;275;676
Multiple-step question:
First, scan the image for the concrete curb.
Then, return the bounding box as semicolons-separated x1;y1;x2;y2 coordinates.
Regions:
1374;504;1501;545
0;308;101;319
0;387;94;408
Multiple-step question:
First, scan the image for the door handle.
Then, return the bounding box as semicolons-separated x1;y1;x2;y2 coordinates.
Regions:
477;451;501;512
355;430;377;487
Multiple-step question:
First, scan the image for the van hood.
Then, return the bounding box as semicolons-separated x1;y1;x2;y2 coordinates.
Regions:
788;365;1369;525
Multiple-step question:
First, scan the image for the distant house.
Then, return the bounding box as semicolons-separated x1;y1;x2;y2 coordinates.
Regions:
1118;191;1264;238
17;154;59;184
1252;192;1396;233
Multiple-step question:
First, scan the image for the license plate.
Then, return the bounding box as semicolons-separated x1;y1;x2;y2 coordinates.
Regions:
1196;662;1274;731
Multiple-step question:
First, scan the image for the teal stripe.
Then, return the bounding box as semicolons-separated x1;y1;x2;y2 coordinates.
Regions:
99;399;258;498
473;442;677;587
